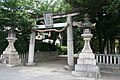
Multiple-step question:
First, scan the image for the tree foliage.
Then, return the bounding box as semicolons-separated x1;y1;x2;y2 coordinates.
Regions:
66;0;120;53
33;0;71;15
0;0;71;53
0;0;35;31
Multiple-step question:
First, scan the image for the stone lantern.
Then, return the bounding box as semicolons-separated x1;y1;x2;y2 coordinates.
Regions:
72;13;100;78
2;30;21;67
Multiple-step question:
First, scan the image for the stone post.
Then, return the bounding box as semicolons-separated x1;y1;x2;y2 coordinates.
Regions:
25;31;36;66
66;16;74;69
2;31;21;67
72;13;101;78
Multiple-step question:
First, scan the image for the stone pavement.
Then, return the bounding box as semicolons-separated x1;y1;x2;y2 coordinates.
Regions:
0;59;120;80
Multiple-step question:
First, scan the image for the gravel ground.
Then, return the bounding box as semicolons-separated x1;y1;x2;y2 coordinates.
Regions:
0;59;120;80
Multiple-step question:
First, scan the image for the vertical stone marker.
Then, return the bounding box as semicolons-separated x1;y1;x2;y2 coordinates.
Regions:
72;13;101;78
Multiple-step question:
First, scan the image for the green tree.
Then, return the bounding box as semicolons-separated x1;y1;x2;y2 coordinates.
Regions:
65;0;120;53
0;0;34;31
0;0;35;53
0;0;71;53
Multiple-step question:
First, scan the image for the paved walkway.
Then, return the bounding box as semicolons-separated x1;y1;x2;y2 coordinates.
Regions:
0;59;120;80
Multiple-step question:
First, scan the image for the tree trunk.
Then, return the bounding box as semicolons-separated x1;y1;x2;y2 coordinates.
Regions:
103;37;107;54
110;38;115;54
106;38;110;54
98;35;103;53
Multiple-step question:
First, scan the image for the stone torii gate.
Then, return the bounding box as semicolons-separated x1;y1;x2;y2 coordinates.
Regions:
26;12;79;69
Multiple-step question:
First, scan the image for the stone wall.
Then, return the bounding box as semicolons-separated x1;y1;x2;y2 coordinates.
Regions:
34;51;58;62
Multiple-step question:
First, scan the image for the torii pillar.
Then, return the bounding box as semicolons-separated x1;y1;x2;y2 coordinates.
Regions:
25;31;36;66
65;16;74;69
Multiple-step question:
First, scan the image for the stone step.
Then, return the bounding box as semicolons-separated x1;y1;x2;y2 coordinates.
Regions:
74;64;99;72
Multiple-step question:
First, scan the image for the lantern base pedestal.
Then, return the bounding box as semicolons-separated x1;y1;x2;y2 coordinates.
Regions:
72;58;101;78
2;52;22;66
72;64;100;78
